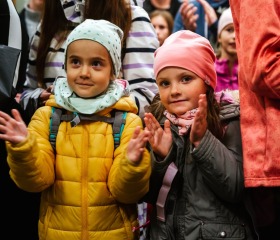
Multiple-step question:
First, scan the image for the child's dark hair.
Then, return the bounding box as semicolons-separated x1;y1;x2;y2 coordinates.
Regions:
37;0;74;89
147;87;224;141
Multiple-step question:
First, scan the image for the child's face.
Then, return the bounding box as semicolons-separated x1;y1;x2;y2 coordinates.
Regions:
151;15;170;46
66;39;113;98
156;67;207;116
218;23;236;57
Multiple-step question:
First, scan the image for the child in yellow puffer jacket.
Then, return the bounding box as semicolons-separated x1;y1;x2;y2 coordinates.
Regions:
0;19;151;240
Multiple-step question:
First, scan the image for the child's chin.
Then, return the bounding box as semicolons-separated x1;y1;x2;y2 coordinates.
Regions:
169;108;190;116
75;92;95;99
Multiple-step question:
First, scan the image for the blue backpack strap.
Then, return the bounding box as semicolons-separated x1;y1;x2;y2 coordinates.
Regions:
49;107;63;152
112;111;127;149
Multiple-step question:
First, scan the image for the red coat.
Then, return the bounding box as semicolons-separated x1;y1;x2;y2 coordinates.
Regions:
230;0;280;187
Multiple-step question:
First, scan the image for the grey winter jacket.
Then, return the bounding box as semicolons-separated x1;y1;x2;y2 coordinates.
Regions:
147;102;257;240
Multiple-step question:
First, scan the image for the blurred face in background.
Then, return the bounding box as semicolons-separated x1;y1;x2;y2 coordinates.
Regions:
218;23;236;59
151;14;170;46
29;0;45;12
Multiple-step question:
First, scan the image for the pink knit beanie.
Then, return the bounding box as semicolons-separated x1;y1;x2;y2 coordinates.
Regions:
154;30;217;90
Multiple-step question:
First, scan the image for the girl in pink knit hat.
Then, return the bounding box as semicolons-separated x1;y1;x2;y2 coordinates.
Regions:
143;30;257;240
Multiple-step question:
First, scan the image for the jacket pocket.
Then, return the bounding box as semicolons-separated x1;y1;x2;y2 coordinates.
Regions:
200;222;245;240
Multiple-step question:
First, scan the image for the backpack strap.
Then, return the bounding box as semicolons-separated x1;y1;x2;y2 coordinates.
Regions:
49;107;63;152
112;111;127;149
156;162;178;222
49;108;127;151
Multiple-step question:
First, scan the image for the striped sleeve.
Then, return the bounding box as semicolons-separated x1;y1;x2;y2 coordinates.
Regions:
21;22;67;120
122;6;159;118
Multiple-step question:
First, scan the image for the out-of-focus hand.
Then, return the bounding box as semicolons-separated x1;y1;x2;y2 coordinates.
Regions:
190;94;208;147
180;0;218;31
197;0;217;26
126;126;150;164
0;109;28;144
180;0;198;32
144;112;172;159
15;93;21;103
39;85;53;106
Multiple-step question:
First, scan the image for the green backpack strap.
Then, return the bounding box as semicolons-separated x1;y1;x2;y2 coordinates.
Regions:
49;108;127;151
112;111;127;149
49;107;63;152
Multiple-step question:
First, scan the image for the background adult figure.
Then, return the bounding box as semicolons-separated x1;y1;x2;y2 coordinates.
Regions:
173;0;229;45
19;0;44;44
143;0;182;19
0;0;40;239
230;0;280;239
20;0;80;123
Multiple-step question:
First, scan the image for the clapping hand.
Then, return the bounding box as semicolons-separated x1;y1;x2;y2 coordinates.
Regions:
144;113;172;159
190;94;208;147
126;126;150;164
0;109;28;144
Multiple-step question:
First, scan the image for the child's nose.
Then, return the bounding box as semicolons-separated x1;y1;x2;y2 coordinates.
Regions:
80;65;90;78
170;84;181;95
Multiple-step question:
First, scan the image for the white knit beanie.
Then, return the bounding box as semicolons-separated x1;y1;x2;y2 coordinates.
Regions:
65;19;123;77
217;8;233;36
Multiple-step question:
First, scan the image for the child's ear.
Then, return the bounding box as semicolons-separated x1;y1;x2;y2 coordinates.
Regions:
217;35;222;44
116;69;123;79
110;73;116;81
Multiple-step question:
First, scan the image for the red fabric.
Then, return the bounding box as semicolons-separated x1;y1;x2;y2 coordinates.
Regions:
230;0;280;187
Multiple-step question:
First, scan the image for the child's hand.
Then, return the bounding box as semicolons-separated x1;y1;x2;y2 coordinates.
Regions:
144;113;172;159
190;94;208;147
0;109;28;144
39;86;52;106
126;126;150;164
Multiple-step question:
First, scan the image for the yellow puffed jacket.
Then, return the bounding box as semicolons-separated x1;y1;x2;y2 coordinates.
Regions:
6;95;151;240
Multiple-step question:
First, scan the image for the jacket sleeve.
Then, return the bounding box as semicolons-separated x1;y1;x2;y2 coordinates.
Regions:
6;106;56;192
108;113;151;204
230;0;280;99
192;119;244;203
122;6;159;118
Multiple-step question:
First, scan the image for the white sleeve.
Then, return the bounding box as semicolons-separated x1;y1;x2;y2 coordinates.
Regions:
122;6;159;118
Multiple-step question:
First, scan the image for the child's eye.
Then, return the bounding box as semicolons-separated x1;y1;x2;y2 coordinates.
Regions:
71;58;80;66
226;27;234;33
159;25;167;30
92;61;102;67
181;76;192;83
158;80;170;87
